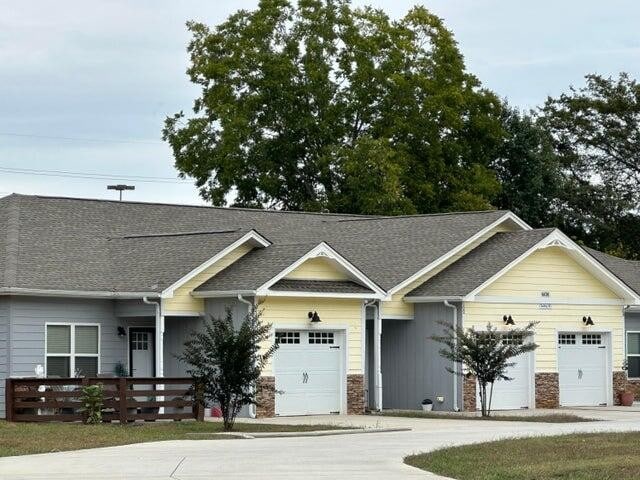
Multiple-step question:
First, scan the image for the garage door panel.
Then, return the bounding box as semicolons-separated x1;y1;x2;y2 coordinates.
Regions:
558;333;608;407
480;352;532;410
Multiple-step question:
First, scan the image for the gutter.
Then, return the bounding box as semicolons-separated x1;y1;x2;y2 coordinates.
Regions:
237;294;257;419
443;300;460;412
0;287;160;299
364;299;382;411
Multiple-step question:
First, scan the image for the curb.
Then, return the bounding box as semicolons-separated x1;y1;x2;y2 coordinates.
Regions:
187;427;411;439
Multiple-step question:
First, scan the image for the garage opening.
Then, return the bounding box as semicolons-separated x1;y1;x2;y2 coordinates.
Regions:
273;330;344;416
558;332;610;407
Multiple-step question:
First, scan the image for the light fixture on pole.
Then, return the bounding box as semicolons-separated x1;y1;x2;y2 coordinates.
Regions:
107;184;135;201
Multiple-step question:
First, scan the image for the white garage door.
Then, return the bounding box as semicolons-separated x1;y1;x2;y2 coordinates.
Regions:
558;333;609;407
274;330;343;416
478;334;533;410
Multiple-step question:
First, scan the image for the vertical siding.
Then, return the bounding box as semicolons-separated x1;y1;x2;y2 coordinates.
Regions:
284;257;349;281
163;243;253;314
381;302;462;411
8;296;127;378
0;298;9;418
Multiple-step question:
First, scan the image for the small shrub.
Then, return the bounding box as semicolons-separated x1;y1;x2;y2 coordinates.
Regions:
80;384;104;424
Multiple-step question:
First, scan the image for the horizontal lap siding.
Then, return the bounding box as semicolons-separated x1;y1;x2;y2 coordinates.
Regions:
8;297;126;378
259;297;363;375
284;257;350;281
163;244;253;314
466;246;625;373
0;299;8;417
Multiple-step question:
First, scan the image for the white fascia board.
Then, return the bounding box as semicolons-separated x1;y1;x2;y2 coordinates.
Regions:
161;230;270;299
463;229;640;304
403;295;464;303
0;287;160;299
256;289;384;300
191;289;256;299
256;242;387;297
387;212;531;296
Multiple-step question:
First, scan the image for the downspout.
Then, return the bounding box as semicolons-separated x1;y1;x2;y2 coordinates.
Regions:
443;300;459;412
237;294;257;419
143;296;164;411
365;299;382;411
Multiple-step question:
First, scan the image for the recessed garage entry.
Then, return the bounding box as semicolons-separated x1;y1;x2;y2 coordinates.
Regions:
273;330;344;416
558;332;610;407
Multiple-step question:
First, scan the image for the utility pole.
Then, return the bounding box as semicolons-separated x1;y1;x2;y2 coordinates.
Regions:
107;184;135;201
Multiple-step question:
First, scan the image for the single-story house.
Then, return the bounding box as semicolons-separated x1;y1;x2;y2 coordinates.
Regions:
0;193;639;418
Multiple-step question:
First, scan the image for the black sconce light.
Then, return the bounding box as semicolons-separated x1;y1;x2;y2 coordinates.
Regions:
582;316;594;326
117;326;126;338
308;311;321;323
503;315;515;326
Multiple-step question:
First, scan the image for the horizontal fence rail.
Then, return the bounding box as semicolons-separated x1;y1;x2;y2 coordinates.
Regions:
5;377;204;423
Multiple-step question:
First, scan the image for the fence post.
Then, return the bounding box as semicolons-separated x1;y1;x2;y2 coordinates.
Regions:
118;378;127;424
5;378;13;422
194;382;204;421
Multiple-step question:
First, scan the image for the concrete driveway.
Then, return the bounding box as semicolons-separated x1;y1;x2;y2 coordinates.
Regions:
2;410;640;479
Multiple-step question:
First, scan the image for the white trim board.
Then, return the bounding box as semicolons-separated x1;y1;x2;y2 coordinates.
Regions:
463;229;640;305
387;212;531;297
161;230;271;299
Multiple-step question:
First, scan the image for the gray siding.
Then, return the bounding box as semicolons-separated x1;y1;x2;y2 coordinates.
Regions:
8;296;127;378
626;311;640;333
163;316;204;378
381;302;462;411
115;299;156;317
0;298;9;418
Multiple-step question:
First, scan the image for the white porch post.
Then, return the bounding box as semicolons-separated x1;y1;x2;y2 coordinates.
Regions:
144;297;165;412
373;301;383;411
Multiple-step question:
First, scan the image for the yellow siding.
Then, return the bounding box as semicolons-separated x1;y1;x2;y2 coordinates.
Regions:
163;244;254;314
464;302;624;372
258;296;363;375
284;257;350;281
465;245;625;372
381;222;518;319
478;247;618;299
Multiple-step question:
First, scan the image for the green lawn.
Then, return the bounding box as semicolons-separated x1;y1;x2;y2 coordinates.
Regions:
375;409;594;423
0;420;348;457
405;432;640;480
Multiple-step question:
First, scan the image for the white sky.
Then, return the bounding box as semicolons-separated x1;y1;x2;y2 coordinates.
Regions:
1;0;639;205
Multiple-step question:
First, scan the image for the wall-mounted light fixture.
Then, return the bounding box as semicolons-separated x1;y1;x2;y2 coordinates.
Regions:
308;311;321;323
503;314;515;326
582;316;594;326
117;326;126;338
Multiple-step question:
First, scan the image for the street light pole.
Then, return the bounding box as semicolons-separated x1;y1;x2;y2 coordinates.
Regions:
107;184;135;201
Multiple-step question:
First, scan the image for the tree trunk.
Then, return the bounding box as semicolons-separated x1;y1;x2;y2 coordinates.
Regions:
488;382;495;417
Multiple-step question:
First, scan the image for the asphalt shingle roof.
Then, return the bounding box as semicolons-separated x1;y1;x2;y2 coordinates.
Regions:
0;193;513;294
584;247;640;295
406;229;555;297
269;279;373;294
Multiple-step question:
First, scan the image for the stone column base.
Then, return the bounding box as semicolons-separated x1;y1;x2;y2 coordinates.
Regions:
255;376;275;418
347;374;365;414
535;372;559;408
613;371;640;404
463;375;476;412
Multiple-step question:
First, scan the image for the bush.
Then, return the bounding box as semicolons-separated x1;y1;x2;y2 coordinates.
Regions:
79;384;104;424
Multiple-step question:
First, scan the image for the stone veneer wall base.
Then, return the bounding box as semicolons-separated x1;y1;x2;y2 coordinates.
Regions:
535;372;559;408
347;374;365;415
255;376;275;418
463;375;476;412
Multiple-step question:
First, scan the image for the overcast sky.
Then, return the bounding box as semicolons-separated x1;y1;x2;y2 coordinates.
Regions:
1;0;639;205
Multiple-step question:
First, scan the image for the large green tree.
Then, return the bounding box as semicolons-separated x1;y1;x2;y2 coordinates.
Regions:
164;0;503;213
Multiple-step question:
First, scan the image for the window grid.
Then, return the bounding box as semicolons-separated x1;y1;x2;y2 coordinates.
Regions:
275;331;300;344
582;334;602;345
627;332;640;379
502;333;524;346
131;332;149;351
558;334;576;345
46;323;100;377
309;332;335;344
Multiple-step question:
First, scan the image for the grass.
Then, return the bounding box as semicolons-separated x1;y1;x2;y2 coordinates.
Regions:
374;409;594;423
0;420;349;457
405;432;640;480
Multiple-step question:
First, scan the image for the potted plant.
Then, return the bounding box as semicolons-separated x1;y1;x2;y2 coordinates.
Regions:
421;398;433;412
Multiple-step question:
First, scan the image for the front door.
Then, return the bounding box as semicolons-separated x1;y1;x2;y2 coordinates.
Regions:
129;328;155;377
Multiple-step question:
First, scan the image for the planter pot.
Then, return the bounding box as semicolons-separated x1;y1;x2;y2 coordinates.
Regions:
421;403;433;412
619;391;635;407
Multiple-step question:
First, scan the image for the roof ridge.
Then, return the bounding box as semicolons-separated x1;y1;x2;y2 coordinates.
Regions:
3;194;20;286
330;209;507;223
112;229;242;240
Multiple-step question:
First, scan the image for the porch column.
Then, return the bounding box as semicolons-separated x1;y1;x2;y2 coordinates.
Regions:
373;301;383;411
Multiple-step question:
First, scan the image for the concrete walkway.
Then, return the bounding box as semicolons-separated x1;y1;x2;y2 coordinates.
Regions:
2;409;640;479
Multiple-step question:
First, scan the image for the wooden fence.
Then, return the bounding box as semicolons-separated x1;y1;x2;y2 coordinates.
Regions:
5;377;204;423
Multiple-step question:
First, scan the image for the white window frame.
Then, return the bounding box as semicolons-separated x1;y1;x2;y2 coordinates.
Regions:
627;331;640;380
45;322;101;377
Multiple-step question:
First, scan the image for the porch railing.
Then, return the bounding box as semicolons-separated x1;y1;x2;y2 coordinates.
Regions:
5;377;204;423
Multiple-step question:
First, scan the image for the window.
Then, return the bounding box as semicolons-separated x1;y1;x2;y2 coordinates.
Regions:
275;331;300;344
582;334;602;345
558;334;576;345
309;332;334;344
627;332;640;379
502;333;524;346
46;324;100;377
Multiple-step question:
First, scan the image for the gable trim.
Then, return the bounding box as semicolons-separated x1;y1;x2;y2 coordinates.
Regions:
463;229;640;304
160;230;271;299
255;242;386;298
387;212;531;296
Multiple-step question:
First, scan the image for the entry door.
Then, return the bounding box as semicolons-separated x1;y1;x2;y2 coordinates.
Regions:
558;333;608;406
274;331;343;416
129;328;155;377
